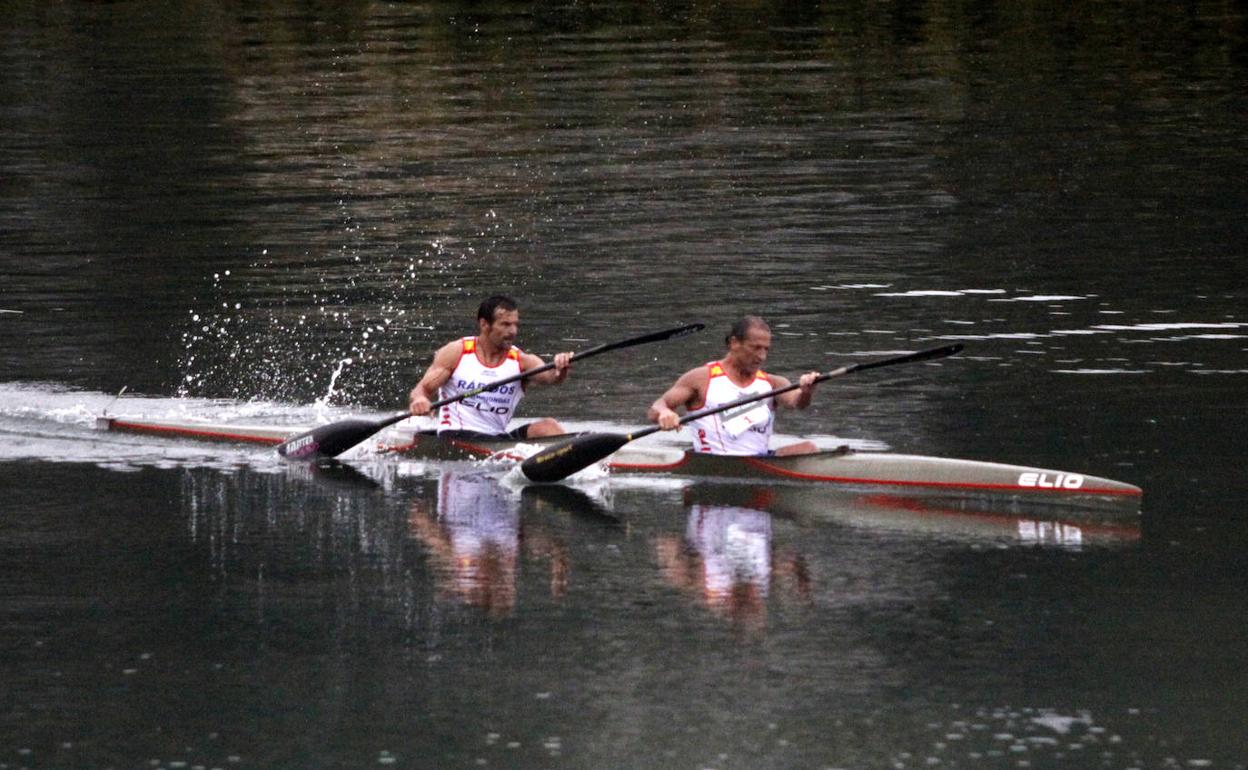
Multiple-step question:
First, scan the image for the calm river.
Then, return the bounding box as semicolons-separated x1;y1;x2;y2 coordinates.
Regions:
2;2;1246;769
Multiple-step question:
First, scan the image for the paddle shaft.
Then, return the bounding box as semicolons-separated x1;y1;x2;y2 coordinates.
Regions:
276;322;704;459
629;343;966;442
374;323;707;431
519;343;964;481
367;354;559;433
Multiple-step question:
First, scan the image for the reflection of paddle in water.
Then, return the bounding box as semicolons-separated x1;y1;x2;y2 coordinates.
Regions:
407;471;571;616
520;483;623;527
293;458;381;491
655;504;811;633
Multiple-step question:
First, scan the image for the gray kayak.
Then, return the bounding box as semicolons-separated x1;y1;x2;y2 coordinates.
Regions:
96;416;1143;510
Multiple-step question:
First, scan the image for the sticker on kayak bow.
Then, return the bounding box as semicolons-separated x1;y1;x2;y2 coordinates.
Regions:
1018;472;1085;490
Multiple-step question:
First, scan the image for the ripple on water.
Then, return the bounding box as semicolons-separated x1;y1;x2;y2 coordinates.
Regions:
862;704;1244;770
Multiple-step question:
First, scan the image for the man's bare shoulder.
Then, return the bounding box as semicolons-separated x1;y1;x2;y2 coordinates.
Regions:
665;365;710;405
430;338;467;364
675;364;711;387
764;371;792;389
518;350;546;371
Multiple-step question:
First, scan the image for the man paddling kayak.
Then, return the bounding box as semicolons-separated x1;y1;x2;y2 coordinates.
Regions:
409;295;573;439
647;316;821;456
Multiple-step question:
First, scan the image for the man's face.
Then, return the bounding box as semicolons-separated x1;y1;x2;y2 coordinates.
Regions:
730;327;771;372
480;308;520;349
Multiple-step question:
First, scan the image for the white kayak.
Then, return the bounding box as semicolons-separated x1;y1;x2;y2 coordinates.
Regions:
96;416;1143;512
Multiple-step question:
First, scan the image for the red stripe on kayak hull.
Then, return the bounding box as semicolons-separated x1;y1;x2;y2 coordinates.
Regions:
610;453;1140;497
108;420;286;446
738;456;1142;496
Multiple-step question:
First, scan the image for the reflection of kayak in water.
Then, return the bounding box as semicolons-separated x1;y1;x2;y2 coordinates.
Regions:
682;484;1141;547
98;417;1142;511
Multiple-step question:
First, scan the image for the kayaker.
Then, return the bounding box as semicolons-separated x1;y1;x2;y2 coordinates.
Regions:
647;316;821;456
409;295;573;439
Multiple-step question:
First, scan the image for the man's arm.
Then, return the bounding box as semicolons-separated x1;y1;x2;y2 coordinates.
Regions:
519;351;572;387
771;371;820;410
648;368;708;430
409;341;462;416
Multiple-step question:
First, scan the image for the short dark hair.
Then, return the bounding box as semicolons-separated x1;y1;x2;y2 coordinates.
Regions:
726;316;769;345
478;295;518;324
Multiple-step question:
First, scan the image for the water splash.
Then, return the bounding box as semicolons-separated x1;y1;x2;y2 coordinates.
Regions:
174;239;472;406
311;357;355;421
0;382;343;471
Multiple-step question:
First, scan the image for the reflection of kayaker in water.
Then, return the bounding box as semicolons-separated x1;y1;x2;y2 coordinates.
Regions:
654;504;811;632
407;471;568;616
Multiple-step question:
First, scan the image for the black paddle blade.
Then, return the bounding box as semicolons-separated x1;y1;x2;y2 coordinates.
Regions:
903;342;963;364
637;322;704;344
275;418;384;461
520;432;631;483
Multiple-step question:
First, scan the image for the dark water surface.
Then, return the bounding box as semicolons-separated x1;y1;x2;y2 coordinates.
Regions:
3;2;1247;768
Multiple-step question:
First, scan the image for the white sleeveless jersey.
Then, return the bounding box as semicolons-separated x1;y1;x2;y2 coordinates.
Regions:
687;361;774;455
437;337;525;435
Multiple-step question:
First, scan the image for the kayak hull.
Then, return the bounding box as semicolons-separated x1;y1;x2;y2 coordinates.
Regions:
95;417;1142;510
609;447;1141;501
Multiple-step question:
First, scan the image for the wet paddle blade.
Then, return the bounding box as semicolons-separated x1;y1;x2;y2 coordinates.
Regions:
520;432;631;483
275;419;385;461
